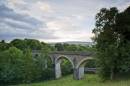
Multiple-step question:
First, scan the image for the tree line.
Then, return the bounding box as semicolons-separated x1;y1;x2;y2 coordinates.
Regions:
0;39;94;52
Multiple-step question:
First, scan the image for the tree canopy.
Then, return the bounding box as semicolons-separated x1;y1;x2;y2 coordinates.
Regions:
93;6;130;80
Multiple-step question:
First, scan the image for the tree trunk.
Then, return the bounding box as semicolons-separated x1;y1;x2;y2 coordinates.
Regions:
110;67;114;80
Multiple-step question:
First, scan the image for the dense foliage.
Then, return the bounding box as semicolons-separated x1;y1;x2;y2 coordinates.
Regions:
0;39;94;85
93;6;130;80
0;47;40;84
0;39;54;85
61;59;73;76
55;43;94;51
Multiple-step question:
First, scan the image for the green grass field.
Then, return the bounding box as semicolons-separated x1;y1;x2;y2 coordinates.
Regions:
15;74;130;86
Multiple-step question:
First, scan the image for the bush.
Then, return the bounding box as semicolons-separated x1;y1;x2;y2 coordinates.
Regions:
0;47;24;84
0;47;46;85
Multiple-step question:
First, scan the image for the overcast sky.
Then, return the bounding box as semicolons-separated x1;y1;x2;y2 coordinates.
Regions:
0;0;130;42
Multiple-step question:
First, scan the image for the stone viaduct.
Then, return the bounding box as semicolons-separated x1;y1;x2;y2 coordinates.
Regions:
32;51;94;80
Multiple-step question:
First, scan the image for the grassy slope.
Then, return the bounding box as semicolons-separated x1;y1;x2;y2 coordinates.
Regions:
16;74;130;86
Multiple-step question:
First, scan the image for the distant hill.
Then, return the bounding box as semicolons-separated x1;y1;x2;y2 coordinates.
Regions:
48;41;94;46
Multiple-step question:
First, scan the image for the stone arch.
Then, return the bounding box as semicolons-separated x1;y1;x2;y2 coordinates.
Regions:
73;57;93;80
55;55;74;68
54;55;74;79
76;57;93;68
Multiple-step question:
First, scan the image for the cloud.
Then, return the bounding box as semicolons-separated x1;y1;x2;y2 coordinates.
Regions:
0;4;42;29
0;4;58;41
0;0;130;42
38;1;53;13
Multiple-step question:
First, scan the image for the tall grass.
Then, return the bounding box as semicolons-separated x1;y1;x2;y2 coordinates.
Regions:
15;74;130;86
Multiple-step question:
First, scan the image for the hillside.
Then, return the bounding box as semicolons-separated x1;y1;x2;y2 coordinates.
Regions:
48;41;94;46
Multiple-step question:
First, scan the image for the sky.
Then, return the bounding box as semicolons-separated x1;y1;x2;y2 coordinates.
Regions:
0;0;130;43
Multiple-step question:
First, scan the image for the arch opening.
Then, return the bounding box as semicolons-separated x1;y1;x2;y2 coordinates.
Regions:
76;57;94;68
81;59;96;74
56;55;74;68
74;57;95;79
55;55;74;78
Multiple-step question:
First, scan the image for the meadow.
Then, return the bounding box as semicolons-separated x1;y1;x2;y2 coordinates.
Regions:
15;74;130;86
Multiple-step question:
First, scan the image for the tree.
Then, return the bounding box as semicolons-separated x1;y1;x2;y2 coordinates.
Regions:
24;39;42;50
0;40;10;51
10;39;43;51
33;45;54;80
0;47;24;84
1;40;5;43
40;46;54;80
114;6;130;74
63;43;69;51
55;43;64;51
114;6;130;41
0;47;44;84
10;39;26;50
93;7;119;80
66;44;78;51
21;48;42;83
61;59;73;76
93;6;130;80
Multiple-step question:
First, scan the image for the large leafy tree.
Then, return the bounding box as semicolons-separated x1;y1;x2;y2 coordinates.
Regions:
93;7;119;80
115;7;130;41
21;49;42;83
0;47;43;84
0;40;10;51
10;39;27;50
0;47;24;83
10;39;46;51
93;6;130;80
55;43;64;51
24;39;42;50
114;6;130;74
